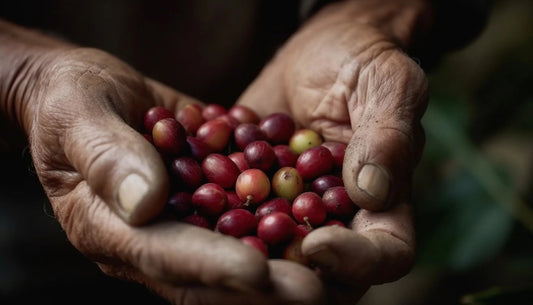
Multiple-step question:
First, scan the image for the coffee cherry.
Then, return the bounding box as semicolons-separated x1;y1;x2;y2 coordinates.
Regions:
310;174;344;196
144;106;174;132
167;191;193;218
228;152;249;172
228;105;260;124
272;167;304;201
259;113;296;144
192;183;227;217
257;212;296;245
273;145;298;168
240;236;269;257
321;141;347;169
186;136;213;161
292;192;327;226
180;214;212;229
295;146;333;181
324;219;347;227
177;104;205;135
216;208;258;238
152;118;188;155
243;140;276;171
322;186;357;218
226;190;245;209
235;169;271;205
202;103;227;121
171;156;204;190
283;238;309;266
201;153;240;189
289;129;323;154
217;114;240;130
234;123;266;151
295;224;312;238
255;197;292;221
196;118;233;152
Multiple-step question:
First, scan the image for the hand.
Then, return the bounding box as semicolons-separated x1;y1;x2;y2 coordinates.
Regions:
238;0;431;303
21;47;323;305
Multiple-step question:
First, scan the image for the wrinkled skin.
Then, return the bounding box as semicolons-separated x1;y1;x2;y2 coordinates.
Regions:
238;1;428;302
18;1;430;305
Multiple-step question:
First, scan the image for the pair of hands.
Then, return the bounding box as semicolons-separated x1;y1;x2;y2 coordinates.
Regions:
16;1;430;304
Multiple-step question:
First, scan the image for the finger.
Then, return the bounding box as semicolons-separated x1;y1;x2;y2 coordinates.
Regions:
55;183;271;293
111;260;325;305
301;201;415;285
99;262;275;305
61;112;169;225
268;260;325;305
342;51;428;211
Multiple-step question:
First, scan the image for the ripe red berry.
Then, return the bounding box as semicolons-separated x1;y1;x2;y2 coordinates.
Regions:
295;146;334;181
192;183;227;217
324;219;347;227
235;169;271;205
255;197;292;221
234;123;267;151
226;190;245;209
310;174;344;196
185;136;212;161
321;141;347;169
144;106;174;132
257;212;297;245
202;103;227;121
177;104;205;135
240;236;269;257
196;118;233;152
259;113;296;144
215;209;258;238
228;105;260;124
244;140;276;171
171;156;204;190
295;224;312;238
322;186;357;218
228;151;249;172
201;153;240;189
152;118;188;155
180;214;212;229
273;145;298;168
292;192;327;226
167;191;193;218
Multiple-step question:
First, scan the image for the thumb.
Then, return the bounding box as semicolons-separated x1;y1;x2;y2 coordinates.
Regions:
342;53;428;211
63;114;169;225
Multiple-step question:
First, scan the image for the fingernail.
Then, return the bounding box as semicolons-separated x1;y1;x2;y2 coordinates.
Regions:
306;247;339;272
357;164;390;202
118;173;149;216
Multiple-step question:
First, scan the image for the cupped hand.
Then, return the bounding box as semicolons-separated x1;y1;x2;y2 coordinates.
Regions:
26;47;323;305
238;0;430;303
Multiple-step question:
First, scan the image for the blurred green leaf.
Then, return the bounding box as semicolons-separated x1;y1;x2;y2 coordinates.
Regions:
415;99;532;270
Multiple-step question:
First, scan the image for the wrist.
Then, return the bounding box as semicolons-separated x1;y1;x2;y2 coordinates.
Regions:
310;0;433;52
0;19;73;146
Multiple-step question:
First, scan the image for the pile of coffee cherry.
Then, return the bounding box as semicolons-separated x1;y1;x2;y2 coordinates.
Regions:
142;103;357;265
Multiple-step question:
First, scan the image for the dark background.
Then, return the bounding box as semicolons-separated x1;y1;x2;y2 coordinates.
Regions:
1;0;532;304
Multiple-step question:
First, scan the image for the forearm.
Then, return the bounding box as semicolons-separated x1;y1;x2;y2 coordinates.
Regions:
0;19;72;146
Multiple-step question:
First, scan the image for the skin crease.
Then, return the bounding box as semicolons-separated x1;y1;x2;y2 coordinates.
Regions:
1;0;432;304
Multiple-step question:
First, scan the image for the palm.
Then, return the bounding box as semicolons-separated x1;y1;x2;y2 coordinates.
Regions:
238;13;427;304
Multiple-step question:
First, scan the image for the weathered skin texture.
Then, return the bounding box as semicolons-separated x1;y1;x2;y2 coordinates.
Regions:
1;0;431;304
